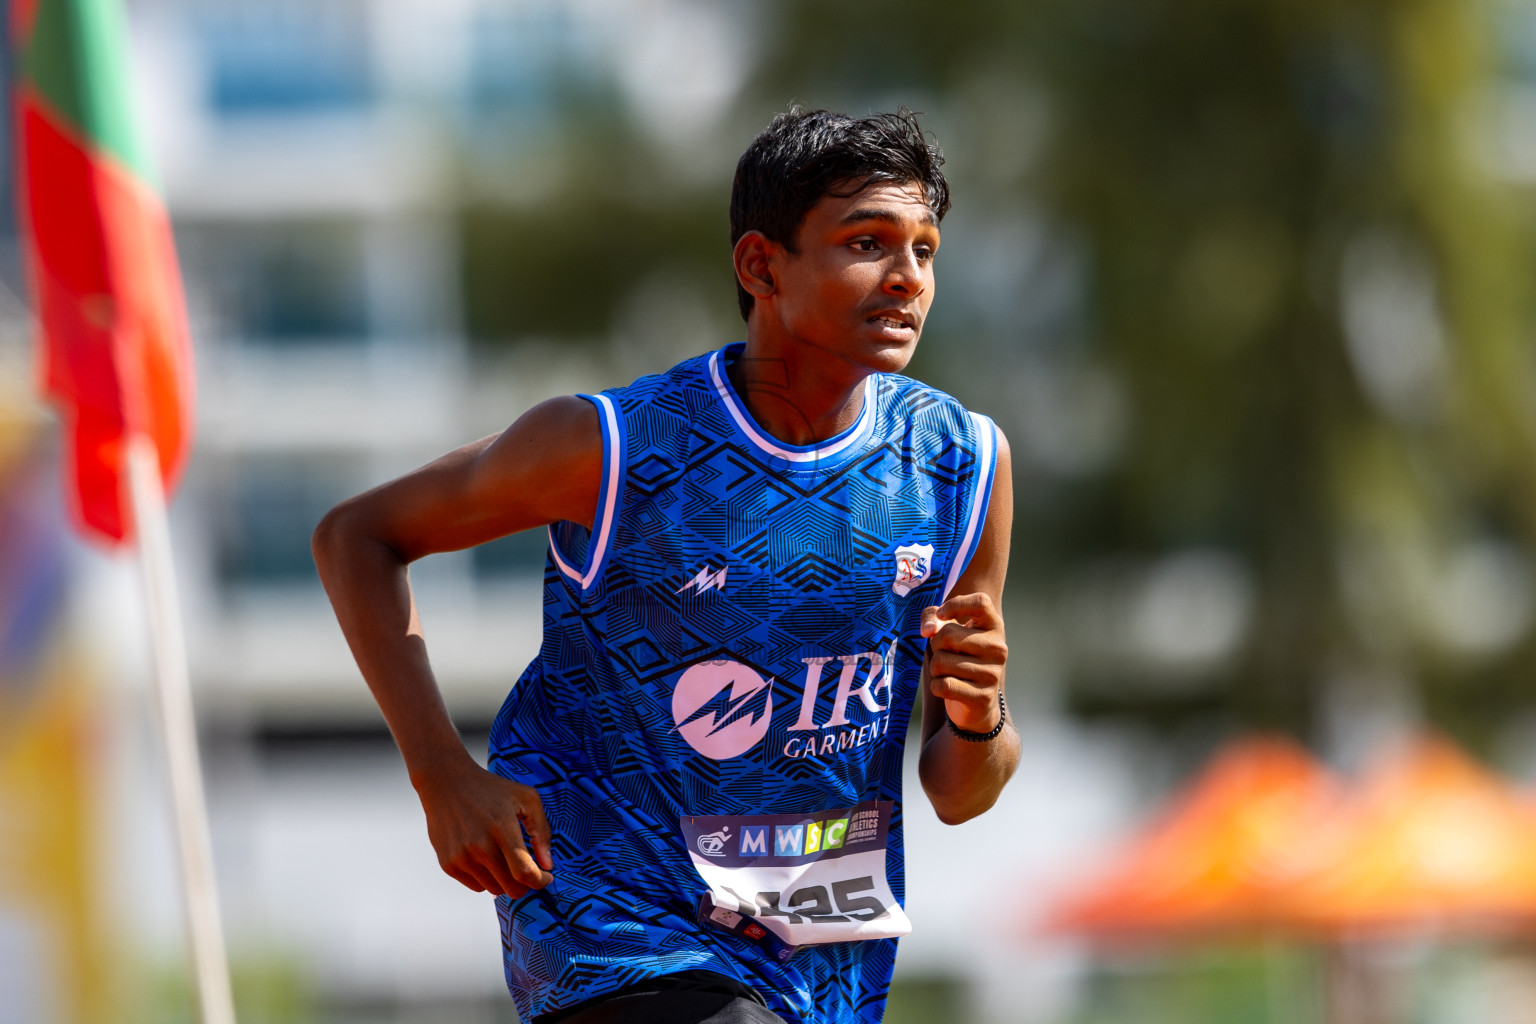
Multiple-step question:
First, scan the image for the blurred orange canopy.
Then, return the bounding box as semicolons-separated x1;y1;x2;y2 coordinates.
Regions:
1045;735;1536;943
1275;737;1536;936
1043;735;1339;940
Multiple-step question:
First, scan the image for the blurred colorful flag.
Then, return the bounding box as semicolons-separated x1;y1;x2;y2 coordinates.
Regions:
12;0;194;543
0;657;106;1024
0;402;107;1023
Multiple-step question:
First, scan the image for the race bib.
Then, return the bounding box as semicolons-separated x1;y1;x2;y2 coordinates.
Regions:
681;800;911;954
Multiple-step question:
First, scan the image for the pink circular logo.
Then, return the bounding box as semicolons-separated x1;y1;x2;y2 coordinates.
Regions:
671;659;774;760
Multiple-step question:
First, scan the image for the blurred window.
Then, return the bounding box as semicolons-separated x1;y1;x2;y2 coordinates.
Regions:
470;528;549;579
466;3;590;121
196;222;369;344
195;1;372;115
243;227;368;341
216;453;361;587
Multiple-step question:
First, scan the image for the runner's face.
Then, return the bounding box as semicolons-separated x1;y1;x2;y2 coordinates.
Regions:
771;180;939;374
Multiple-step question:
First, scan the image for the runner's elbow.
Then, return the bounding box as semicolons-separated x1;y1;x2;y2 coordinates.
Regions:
920;749;1020;825
919;764;1000;825
928;792;997;826
931;803;969;826
312;500;368;578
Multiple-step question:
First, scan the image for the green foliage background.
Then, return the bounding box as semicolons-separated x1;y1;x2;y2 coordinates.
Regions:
459;0;1536;754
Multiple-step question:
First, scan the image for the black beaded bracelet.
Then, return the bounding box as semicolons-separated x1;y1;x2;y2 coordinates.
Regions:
946;693;1007;742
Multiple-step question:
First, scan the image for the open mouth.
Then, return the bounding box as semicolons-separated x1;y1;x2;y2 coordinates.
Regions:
868;313;915;331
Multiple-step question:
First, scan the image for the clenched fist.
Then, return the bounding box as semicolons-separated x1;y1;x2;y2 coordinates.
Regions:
413;759;555;899
921;592;1007;734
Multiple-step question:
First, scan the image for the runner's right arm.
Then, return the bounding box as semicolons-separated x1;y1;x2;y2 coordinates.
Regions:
312;396;602;898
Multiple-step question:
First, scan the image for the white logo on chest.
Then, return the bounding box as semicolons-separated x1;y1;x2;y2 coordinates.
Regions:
892;543;934;596
669;648;896;761
677;565;728;594
671;660;773;759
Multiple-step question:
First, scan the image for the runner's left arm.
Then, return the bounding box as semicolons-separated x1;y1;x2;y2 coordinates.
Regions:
917;427;1019;825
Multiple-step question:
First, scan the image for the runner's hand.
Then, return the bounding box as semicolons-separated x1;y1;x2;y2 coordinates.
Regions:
412;759;554;898
921;592;1007;734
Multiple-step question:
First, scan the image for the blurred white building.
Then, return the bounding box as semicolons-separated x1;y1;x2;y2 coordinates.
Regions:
115;1;676;1017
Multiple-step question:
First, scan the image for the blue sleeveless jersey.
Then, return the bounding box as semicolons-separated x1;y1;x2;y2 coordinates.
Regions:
489;344;998;1023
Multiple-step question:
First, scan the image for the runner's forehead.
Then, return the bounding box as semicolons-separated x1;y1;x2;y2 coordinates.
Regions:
812;181;940;230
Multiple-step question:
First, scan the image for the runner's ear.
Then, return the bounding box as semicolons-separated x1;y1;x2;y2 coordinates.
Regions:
733;231;778;301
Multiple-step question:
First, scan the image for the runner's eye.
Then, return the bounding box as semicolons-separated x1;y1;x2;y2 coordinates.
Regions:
851;238;879;253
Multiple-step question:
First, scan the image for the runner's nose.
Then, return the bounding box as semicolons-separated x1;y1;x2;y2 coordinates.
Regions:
884;247;925;298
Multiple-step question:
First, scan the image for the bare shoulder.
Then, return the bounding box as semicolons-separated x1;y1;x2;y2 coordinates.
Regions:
478;396;603;489
454;395;605;538
992;421;1012;518
964;419;1012;599
319;396;604;563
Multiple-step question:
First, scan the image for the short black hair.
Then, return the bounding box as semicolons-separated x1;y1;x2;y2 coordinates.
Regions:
729;106;951;321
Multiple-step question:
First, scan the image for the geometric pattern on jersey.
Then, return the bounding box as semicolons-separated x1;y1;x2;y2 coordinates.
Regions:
489;344;997;1024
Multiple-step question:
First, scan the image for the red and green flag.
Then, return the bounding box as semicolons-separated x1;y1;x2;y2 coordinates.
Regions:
12;0;194;544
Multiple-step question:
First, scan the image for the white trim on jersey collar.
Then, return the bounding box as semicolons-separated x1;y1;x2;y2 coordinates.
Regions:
708;348;876;464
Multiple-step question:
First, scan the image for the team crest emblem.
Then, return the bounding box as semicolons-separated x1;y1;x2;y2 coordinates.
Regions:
892;543;935;597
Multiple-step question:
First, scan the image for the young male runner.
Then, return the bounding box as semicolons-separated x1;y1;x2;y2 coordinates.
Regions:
313;108;1019;1023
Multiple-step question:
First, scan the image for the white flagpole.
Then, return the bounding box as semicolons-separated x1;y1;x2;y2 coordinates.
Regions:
125;434;238;1024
